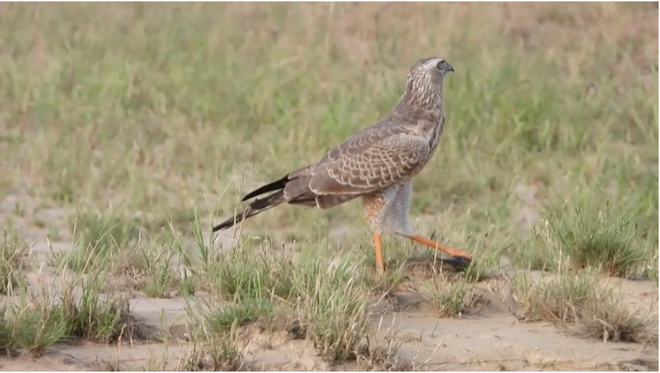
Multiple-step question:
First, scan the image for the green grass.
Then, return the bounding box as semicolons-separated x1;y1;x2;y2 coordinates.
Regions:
72;211;142;255
0;266;146;356
429;277;470;318
0;2;656;369
509;228;561;272
292;255;371;362
183;236;378;363
547;200;648;277
190;239;297;301
58;271;143;343
1;4;655;247
199;298;274;335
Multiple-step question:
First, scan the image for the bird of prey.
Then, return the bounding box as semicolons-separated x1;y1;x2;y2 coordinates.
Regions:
212;57;473;274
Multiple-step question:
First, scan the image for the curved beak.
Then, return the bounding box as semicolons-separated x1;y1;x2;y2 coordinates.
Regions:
444;62;455;74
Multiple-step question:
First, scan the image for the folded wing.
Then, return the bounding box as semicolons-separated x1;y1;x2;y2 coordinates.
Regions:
284;124;430;205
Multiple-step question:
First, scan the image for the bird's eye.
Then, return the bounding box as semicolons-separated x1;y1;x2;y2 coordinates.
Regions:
436;60;444;70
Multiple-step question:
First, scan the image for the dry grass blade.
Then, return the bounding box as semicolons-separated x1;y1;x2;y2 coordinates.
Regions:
512;270;653;343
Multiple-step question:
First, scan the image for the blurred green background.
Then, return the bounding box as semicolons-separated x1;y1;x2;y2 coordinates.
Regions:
0;3;656;263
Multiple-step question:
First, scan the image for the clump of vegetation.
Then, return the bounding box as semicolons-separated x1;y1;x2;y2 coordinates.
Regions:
0;268;147;357
177;329;245;371
58;271;146;343
512;270;652;343
547;201;646;277
1;301;70;356
199;298;274;335
113;235;180;298
429;277;470;318
292;255;370;362
50;210;144;274
510;227;561;272
72;211;142;254
185;230;375;363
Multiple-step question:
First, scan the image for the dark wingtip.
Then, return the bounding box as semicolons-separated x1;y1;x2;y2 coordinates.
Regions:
211;215;241;232
240;193;255;202
241;174;289;202
211;220;233;232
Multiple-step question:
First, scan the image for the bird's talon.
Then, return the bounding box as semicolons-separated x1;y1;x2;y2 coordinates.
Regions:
446;255;472;271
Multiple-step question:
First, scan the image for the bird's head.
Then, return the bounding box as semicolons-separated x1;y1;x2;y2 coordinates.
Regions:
408;57;454;90
400;57;454;110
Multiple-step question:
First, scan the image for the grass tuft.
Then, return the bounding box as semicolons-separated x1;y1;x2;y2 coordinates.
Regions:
185;225;376;363
292;255;370;362
188;222;296;301
177;329;245;371
513;269;652;343
429;277;469;318
54;211;144;274
201;298;274;335
59;276;144;343
510;227;561;272
547;201;646;277
356;328;412;371
2;300;70;356
73;211;142;256
1;267;147;356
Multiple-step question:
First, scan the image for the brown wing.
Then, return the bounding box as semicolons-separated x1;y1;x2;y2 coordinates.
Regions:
286;123;430;199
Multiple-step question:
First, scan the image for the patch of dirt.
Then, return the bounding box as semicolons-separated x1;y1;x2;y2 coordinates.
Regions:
0;191;657;371
8;250;658;372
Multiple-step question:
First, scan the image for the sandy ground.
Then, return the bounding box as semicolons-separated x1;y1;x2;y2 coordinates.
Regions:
0;197;658;371
2;281;657;371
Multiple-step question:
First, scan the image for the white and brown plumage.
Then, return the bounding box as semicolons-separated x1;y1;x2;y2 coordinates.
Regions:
213;57;472;274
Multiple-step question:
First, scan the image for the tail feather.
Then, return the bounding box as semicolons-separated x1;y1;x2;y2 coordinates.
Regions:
212;170;318;232
212;190;286;232
241;174;288;201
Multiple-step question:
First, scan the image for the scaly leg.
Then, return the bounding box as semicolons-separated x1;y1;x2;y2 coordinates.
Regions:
363;189;398;275
374;232;384;275
384;180;472;261
404;234;472;261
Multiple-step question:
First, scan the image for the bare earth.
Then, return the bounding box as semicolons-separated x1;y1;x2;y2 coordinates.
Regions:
1;201;657;371
2;273;657;371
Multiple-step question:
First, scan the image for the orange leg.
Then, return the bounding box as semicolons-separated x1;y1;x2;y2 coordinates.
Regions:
374;232;384;275
406;234;472;261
